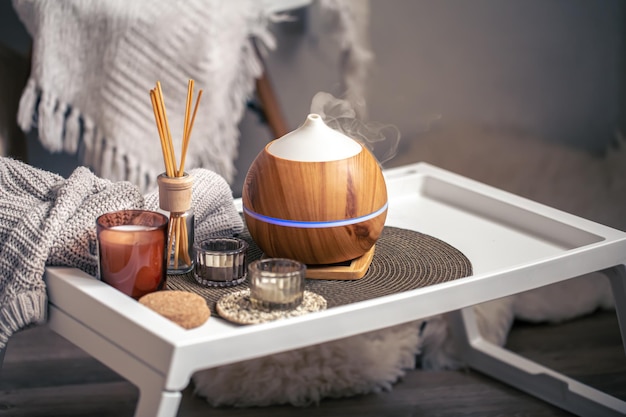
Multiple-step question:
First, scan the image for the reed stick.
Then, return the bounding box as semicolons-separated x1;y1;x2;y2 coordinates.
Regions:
179;89;203;176
149;79;203;269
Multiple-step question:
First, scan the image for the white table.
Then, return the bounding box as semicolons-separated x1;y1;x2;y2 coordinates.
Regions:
44;163;626;417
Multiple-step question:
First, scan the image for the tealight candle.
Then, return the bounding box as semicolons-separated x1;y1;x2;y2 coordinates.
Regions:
248;258;306;311
96;210;168;299
193;237;248;287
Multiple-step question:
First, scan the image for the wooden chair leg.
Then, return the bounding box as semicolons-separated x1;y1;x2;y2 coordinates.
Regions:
255;71;289;140
253;38;289;140
0;346;6;375
0;41;30;161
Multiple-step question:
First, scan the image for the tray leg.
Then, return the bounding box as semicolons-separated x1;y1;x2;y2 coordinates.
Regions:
48;306;184;417
602;265;626;354
135;386;182;417
447;306;626;417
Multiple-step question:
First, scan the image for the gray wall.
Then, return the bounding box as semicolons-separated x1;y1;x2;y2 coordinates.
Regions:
1;0;624;196
239;0;625;195
265;0;624;150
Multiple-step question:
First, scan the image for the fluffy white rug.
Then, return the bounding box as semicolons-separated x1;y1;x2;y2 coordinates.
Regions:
193;321;423;407
193;125;623;407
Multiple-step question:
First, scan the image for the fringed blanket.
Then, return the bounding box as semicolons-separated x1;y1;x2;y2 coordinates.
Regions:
13;0;277;192
12;0;372;193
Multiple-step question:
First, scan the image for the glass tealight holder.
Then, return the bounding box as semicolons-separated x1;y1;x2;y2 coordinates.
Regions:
248;258;306;312
193;237;248;287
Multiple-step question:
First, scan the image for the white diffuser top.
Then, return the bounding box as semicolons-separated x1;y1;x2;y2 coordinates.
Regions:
267;114;362;162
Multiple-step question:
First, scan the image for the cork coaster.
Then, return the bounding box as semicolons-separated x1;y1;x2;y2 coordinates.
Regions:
139;290;211;329
216;290;327;325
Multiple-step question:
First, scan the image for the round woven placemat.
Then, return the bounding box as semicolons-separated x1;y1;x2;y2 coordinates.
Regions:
167;227;472;316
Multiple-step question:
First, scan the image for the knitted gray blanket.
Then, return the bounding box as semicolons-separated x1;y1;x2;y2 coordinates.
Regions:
0;157;243;349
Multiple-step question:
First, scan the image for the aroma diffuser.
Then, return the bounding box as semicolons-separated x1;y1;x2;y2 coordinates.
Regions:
242;114;388;266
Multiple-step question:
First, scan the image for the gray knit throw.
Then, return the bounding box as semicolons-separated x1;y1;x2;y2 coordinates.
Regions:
0;158;243;349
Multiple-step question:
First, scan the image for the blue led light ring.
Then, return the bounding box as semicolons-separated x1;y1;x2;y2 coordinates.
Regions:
242;202;388;229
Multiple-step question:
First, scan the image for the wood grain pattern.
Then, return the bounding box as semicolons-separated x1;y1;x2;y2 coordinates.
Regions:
243;145;387;264
157;173;193;213
304;244;375;280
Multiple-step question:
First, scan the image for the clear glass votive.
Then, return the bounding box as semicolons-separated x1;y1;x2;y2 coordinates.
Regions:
96;210;168;299
248;258;306;312
193;237;248;287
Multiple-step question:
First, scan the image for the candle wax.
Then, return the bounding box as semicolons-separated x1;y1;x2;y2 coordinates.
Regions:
98;224;166;299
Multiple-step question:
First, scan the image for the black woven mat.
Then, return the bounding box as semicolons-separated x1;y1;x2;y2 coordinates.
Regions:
167;227;473;316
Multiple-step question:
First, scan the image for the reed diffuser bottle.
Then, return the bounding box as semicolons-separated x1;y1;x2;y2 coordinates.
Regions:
158;173;194;274
149;79;203;275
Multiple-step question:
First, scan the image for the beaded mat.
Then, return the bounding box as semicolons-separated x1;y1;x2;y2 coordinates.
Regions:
216;290;327;325
167;227;472;317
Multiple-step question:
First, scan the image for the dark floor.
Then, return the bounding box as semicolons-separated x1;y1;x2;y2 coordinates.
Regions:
0;309;624;417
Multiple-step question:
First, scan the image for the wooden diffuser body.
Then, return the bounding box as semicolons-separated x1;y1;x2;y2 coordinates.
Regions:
242;114;388;265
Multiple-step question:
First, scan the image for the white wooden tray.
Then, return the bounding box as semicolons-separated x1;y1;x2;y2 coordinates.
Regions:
44;162;626;417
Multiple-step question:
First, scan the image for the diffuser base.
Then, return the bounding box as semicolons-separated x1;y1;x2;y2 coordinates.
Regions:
305;245;376;280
